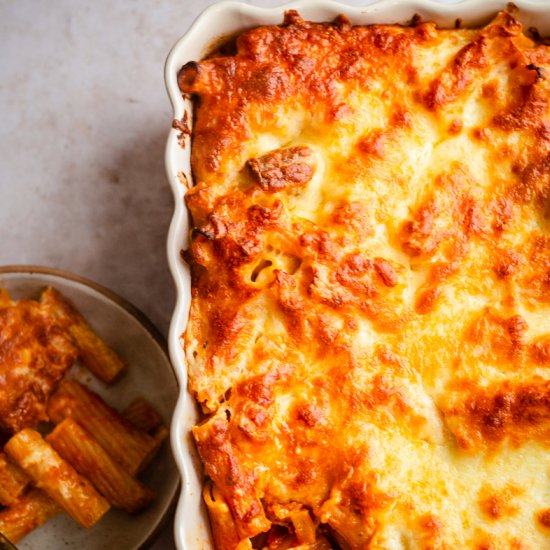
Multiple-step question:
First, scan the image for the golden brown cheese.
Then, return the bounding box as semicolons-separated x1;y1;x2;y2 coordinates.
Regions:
180;9;550;549
0;292;77;435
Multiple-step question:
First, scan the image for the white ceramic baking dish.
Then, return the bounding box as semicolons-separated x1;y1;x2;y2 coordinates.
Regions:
165;1;550;548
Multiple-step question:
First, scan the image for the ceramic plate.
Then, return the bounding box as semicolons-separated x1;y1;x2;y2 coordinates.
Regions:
0;265;179;550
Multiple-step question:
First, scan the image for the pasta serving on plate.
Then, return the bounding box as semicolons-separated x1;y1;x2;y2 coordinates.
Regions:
0;287;167;545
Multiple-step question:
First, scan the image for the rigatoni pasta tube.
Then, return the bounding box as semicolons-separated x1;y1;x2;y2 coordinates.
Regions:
145;425;168;465
0;452;30;506
123;397;163;433
203;482;242;550
152;424;169;446
122;398;168;461
47;380;157;475
40;287;126;383
290;508;317;544
0;489;61;543
4;428;110;528
0;288;11;308
47;419;155;513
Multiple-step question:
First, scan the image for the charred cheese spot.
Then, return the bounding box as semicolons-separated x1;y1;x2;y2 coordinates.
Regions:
478;484;523;520
181;8;550;549
422;34;490;111
530;335;550;366
444;381;550;449
464;308;528;367
417;513;447;548
537;508;550;529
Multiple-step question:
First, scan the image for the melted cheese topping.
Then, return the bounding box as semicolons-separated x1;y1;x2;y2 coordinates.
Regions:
180;10;550;549
0;290;77;435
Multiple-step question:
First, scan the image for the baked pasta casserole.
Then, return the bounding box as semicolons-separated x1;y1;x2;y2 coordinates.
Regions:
178;9;550;549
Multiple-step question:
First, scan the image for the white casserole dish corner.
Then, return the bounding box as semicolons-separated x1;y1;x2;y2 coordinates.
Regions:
164;1;550;548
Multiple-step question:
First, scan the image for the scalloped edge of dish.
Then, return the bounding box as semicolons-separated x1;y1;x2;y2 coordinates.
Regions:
164;2;550;548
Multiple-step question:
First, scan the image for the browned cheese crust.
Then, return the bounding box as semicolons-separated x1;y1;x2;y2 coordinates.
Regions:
0;294;77;435
179;9;550;549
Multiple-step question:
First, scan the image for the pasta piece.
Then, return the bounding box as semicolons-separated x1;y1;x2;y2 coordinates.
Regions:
203;482;241;550
152;424;169;446
122;399;168;462
40;287;126;383
0;452;30;506
0;288;11;309
267;503;318;547
4;428;110;528
290;509;317;545
295;537;334;549
123;397;163;433
47;380;158;475
0;489;61;544
47;419;155;514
